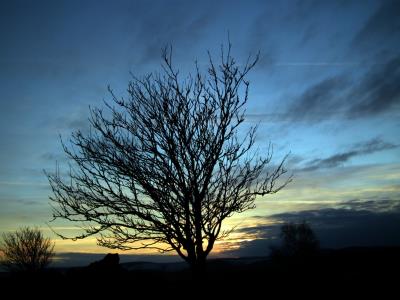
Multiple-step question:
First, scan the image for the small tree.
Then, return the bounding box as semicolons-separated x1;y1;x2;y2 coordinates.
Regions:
46;43;291;273
0;227;55;272
279;221;319;258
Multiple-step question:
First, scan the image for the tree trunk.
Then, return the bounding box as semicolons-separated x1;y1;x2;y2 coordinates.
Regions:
190;256;207;280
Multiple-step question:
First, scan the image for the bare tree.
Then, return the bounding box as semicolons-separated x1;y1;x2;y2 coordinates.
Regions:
46;43;290;273
0;227;55;272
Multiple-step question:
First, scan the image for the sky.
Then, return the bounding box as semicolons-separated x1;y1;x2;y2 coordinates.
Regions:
0;0;399;263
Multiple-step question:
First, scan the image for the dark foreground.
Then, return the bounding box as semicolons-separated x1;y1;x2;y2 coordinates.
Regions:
1;247;399;297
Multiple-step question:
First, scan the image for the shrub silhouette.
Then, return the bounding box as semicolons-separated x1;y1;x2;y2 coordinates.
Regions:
0;227;55;272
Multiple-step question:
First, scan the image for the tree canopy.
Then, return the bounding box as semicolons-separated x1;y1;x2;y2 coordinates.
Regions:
46;44;290;271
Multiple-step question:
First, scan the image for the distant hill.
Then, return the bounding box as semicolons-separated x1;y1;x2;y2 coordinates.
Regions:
52;252;181;268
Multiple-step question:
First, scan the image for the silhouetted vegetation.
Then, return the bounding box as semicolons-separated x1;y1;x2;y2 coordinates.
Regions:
46;42;291;273
271;221;319;260
0;227;54;272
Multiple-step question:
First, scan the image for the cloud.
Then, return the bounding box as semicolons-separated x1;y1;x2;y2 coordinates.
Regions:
269;199;400;248
247;0;400;125
338;198;400;212
301;137;398;171
134;17;211;64
257;54;400;124
352;0;400;51
347;55;400;118
225;199;400;257
275;1;400;124
41;107;91;134
244;74;349;123
286;75;349;122
40;152;68;162
123;0;221;66
245;0;343;68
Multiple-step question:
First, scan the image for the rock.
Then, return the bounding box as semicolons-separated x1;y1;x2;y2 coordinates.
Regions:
88;253;121;272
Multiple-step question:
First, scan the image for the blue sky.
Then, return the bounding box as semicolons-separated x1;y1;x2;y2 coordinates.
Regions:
0;0;399;258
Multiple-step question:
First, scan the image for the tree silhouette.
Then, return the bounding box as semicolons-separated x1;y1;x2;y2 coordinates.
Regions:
0;227;55;272
46;43;291;273
278;221;319;258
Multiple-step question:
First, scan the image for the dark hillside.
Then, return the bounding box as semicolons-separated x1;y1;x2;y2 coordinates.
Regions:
1;247;398;297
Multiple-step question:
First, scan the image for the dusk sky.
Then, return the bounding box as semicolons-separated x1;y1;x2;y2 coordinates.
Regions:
1;0;399;260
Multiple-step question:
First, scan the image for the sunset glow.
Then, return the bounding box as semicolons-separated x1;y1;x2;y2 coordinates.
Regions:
1;0;399;263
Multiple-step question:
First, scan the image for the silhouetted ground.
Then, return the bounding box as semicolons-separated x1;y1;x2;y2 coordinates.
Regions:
1;247;399;297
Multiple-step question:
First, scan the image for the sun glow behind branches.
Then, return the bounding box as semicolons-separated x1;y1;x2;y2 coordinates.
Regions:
38;161;400;254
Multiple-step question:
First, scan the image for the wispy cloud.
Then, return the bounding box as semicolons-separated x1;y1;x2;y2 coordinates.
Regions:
273;62;362;67
286;74;349;122
301;137;398;171
352;0;400;51
347;55;400;118
130;1;219;65
0;181;48;187
249;54;400;124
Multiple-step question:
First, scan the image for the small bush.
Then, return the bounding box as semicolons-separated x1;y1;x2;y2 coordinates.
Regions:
0;227;55;272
